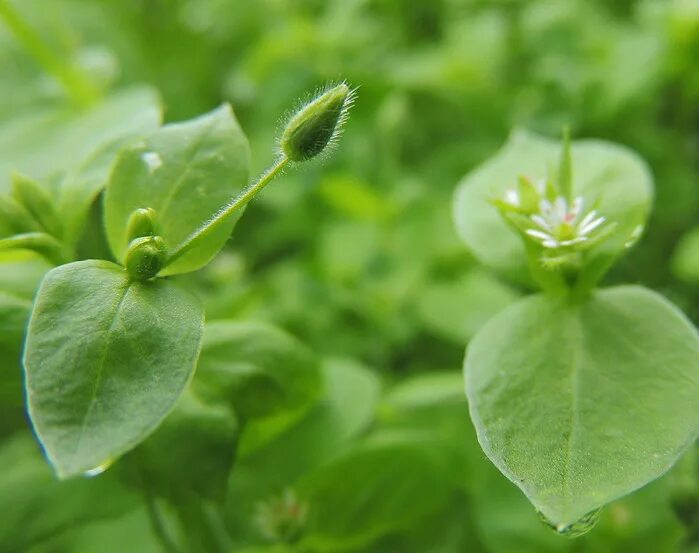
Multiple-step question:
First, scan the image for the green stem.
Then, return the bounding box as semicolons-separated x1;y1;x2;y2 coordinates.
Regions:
145;493;181;553
0;0;97;107
165;155;290;267
173;495;231;553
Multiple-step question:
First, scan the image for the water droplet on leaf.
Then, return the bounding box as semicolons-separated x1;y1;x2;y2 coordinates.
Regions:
83;458;113;477
537;507;601;538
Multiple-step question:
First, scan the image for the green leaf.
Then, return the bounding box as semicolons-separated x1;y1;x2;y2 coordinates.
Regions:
195;321;321;421
224;359;381;544
297;435;451;551
238;357;380;461
0;87;161;195
672;226;699;284
416;269;520;343
129;389;239;502
24;260;204;478
240;358;380;462
453;129;653;287
11;173;62;238
0;252;50;409
465;285;699;529
104;105;250;275
0;433;138;552
0;291;31;406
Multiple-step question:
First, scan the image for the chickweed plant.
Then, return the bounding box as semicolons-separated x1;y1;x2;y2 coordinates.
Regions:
3;83;354;495
453;130;699;535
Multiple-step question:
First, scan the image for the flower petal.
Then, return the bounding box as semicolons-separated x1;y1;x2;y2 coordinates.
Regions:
580;215;605;236
531;215;551;231
526;229;554;241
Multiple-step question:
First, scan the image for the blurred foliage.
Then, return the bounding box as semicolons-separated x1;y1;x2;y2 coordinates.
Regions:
1;0;699;551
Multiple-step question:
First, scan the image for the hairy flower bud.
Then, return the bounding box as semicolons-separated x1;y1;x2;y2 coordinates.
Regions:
280;83;354;162
125;235;167;280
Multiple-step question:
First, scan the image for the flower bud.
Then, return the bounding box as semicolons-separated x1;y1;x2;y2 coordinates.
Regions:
280;83;354;162
125;207;157;242
125;235;167;281
254;489;308;544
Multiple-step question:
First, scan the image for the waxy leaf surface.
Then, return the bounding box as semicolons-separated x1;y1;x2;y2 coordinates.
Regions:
24;260;203;478
465;286;699;528
105;105;250;275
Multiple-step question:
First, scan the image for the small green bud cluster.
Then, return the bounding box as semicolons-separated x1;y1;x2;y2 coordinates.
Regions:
125;207;157;243
123;207;166;280
279;83;355;162
253;489;308;544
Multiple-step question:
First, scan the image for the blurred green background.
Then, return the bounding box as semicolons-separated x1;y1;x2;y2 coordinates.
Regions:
1;0;699;551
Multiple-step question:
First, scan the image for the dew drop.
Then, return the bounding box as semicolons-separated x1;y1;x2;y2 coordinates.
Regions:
537;507;601;538
83;458;113;477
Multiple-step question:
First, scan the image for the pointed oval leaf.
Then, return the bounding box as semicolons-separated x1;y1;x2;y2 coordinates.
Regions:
104;105;250;275
128;389;238;502
24;260;204;478
297;437;451;551
453;130;652;286
0;87;161;194
465;285;699;528
195;321;321;421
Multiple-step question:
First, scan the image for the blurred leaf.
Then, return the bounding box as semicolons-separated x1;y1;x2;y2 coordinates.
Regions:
0;433;137;553
0;252;49;413
416;269;520;343
129;389;239;503
297;435;451;552
672;226;699;284
225;359;380;544
0;86;160;192
196;321;321;421
318;173;395;221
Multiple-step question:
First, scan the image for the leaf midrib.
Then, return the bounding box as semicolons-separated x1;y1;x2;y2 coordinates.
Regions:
155;117;226;227
561;310;585;508
71;279;131;466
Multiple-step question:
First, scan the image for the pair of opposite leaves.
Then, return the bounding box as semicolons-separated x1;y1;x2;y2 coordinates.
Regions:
23;84;354;481
454;130;699;531
23;105;251;478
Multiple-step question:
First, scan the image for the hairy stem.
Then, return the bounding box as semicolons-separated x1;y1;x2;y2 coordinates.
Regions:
165;155;290;267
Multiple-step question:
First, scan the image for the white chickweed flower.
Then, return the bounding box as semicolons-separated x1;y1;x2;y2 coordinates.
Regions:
525;196;606;249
